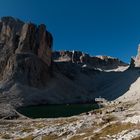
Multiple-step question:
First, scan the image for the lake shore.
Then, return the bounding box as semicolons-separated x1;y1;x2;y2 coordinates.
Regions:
0;101;140;140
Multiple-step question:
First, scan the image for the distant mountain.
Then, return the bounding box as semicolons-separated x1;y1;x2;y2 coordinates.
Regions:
53;51;128;70
0;16;140;119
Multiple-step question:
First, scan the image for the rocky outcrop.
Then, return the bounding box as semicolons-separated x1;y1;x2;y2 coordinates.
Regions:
4;54;50;87
0;16;53;87
53;51;128;70
135;45;140;67
0;16;132;118
129;57;135;68
131;45;140;68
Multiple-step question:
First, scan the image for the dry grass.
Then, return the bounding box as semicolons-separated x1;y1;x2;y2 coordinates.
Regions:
17;135;34;140
1;134;11;139
69;135;87;140
42;134;60;140
102;115;117;123
132;136;140;140
52;117;78;125
91;122;134;140
21;127;33;133
69;126;98;140
69;122;135;140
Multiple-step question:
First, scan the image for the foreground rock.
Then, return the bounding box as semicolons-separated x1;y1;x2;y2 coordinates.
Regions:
0;101;140;140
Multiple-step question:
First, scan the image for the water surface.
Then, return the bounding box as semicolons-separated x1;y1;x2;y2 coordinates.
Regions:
18;104;98;118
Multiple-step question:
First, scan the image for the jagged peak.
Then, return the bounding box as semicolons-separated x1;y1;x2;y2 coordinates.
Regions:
0;16;24;24
96;55;117;60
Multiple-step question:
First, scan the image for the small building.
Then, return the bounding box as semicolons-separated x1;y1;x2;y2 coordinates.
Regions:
95;97;108;106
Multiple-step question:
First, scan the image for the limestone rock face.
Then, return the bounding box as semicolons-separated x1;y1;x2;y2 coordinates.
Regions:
53;51;73;62
4;54;50;87
0;16;131;116
53;51;127;70
0;16;53;87
38;24;52;66
129;45;140;68
134;45;140;67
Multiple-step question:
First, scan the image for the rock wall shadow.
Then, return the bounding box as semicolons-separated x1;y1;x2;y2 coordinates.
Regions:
97;69;140;101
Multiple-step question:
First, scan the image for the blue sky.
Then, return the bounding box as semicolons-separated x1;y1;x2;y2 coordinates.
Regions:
0;0;140;62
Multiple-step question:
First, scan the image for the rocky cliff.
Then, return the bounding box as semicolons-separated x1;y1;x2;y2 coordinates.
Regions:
53;51;127;70
0;17;54;114
0;16;52;87
130;44;140;68
0;17;131;118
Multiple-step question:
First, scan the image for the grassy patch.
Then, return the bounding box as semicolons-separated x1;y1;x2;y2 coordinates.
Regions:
42;134;59;140
69;127;96;140
91;122;134;140
69;135;86;140
52;117;78;125
102;115;117;124
132;136;140;140
17;135;34;140
1;134;11;139
21;127;33;133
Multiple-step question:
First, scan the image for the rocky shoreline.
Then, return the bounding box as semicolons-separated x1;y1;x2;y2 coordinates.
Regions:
0;101;140;140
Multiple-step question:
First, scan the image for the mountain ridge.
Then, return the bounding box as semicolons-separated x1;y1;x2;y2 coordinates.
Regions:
0;16;139;119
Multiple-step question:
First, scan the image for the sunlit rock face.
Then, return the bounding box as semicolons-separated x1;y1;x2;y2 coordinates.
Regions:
130;45;140;68
134;45;140;67
0;16;53;87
